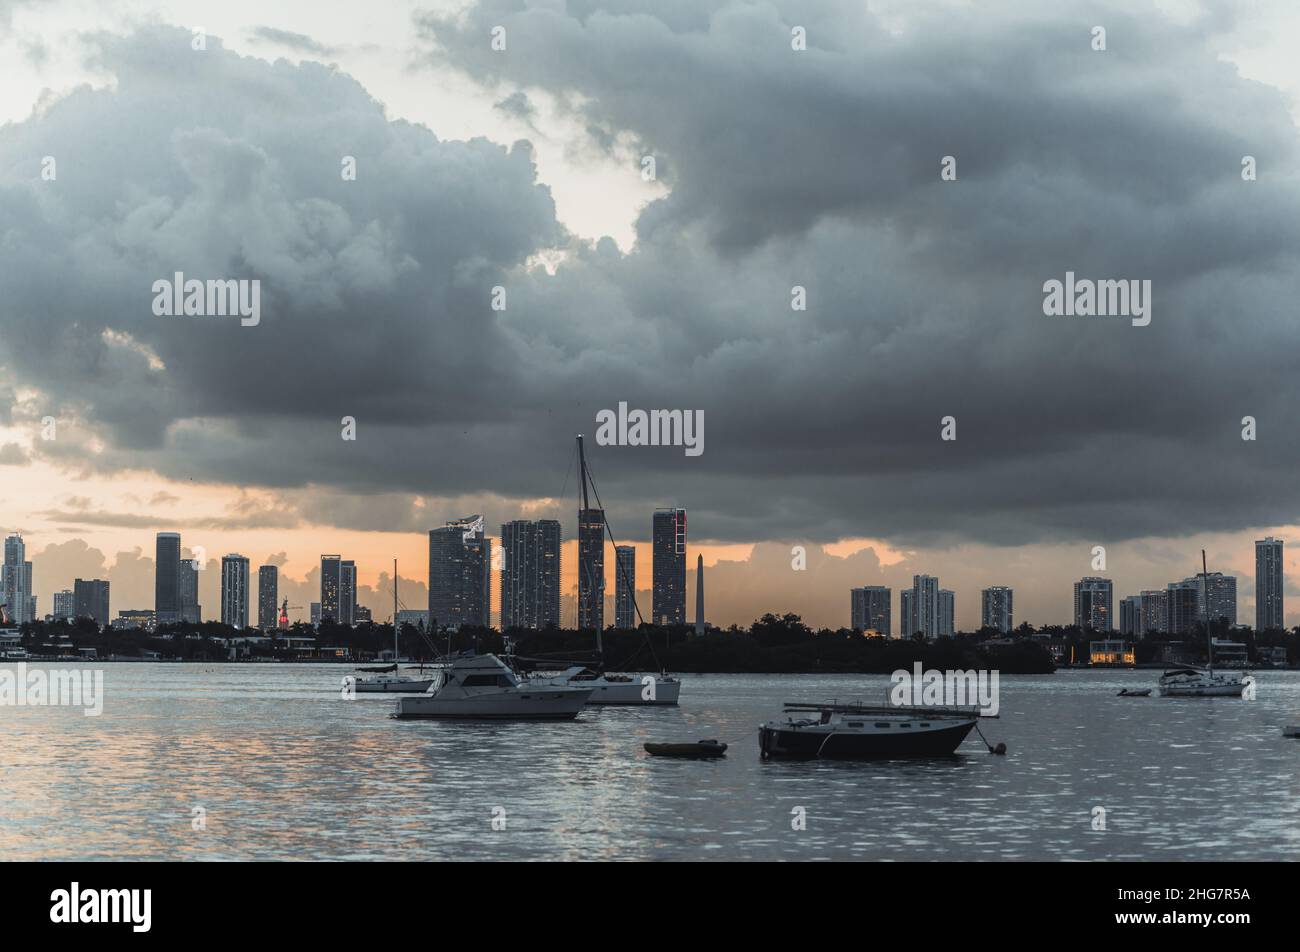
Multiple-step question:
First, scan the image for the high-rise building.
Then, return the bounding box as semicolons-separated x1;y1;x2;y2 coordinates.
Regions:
614;545;637;629
73;578;110;626
981;586;1014;633
1255;537;1284;631
178;559;200;623
154;532;181;626
320;555;341;623
3;534;34;624
1074;577;1113;631
578;508;605;631
501;520;564;630
1139;589;1168;634
1119;595;1142;636
1180;571;1236;627
850;586;891;636
340;560;357;625
221;554;250;629
428;516;489;629
257;565;278;630
900;589;914;637
1166;579;1201;635
694;554;705;635
912;575;940;639
52;589;75;621
310;602;321;626
355;605;372;623
651;508;686;625
937;589;955;637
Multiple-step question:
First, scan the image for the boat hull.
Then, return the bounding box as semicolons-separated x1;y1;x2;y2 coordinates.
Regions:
584;678;681;705
393;687;591;719
354;678;436;693
1159;683;1248;698
760;719;977;760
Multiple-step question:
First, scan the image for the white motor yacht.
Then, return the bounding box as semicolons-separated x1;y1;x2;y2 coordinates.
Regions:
537;666;681;705
393;654;592;719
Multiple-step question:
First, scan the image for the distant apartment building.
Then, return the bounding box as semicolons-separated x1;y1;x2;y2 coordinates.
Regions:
1119;595;1143;636
179;558;201;623
1255;537;1284;631
911;575;940;639
1165;579;1201;635
115;609;154;630
154;532;181;626
428;516;491;629
52;589;75;621
320;555;341;623
1180;571;1236;627
850;586;891;636
900;590;914;637
501;519;563;629
3;534;34;624
396;609;429;630
578;508;606;631
651;508;687;626
73;578;110;626
340;560;357;625
615;545;637;629
981;586;1014;633
1074;577;1113;631
221;554;250;629
310;602;321;626
937;589;955;637
257;565;279;630
1139;589;1168;634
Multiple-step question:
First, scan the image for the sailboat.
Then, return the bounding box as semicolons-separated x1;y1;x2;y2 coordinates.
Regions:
353;560;437;694
532;435;681;705
1155;551;1253;698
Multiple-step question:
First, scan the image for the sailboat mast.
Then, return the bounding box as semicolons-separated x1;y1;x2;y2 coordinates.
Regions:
1201;549;1211;676
393;558;399;666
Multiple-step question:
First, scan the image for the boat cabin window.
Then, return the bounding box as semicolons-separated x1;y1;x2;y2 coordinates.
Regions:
899;723;912;728
846;722;864;728
874;722;891;728
461;674;513;687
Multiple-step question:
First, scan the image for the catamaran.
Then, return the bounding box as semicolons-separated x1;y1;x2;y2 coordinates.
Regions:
353;560;436;694
1155;551;1253;698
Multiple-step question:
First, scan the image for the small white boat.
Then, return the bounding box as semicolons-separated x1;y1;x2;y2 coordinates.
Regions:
1156;667;1252;698
393;654;592;719
538;666;681;705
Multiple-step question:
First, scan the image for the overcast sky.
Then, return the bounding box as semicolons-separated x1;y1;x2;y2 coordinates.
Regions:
4;0;1300;629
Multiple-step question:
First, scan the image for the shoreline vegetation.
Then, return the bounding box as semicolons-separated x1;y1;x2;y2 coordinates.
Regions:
9;613;1297;674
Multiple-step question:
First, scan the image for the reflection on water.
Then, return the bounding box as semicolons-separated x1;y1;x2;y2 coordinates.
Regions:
2;664;1298;860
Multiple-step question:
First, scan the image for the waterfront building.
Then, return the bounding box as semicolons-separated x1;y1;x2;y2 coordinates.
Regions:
257;565;278;630
851;586;892;636
578;508;605;631
1255;537;1284;631
154;532;181;626
1074;577;1113;631
615;545;637;629
651;508;687;625
221;554;250;629
73;578;110;625
981;586;1014;634
428;515;490;629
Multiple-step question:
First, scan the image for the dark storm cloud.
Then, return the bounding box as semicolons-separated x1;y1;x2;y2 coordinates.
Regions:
3;7;1300;549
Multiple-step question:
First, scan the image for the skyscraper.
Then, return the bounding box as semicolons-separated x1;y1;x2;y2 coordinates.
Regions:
578;507;605;631
912;575;940;639
2;534;34;624
614;544;637;629
1119;595;1142;636
1255;537;1284;631
1140;589;1168;634
652;508;686;625
340;560;357;625
320;555;341;623
1165;579;1200;635
428;515;489;629
694;554;705;635
981;586;1013;633
52;589;75;621
850;586;891;636
1074;577;1113;631
501;520;563;629
1182;571;1236;627
937;589;955;637
179;558;201;623
900;589;913;637
73;578;110;626
221;554;250;628
154;532;181;626
258;565;278;630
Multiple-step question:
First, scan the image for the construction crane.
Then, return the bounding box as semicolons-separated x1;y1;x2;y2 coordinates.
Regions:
278;599;304;629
